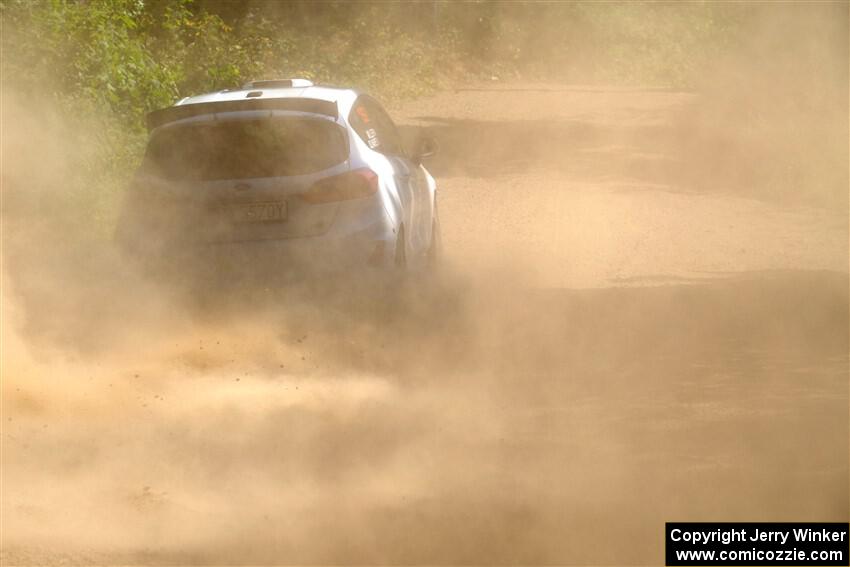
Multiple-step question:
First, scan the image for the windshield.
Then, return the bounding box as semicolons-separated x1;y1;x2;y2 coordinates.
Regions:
143;116;348;181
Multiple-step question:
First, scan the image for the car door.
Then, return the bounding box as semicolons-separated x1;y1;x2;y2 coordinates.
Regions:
349;96;432;259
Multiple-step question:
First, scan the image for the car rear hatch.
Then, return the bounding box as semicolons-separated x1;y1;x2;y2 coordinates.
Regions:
137;113;354;243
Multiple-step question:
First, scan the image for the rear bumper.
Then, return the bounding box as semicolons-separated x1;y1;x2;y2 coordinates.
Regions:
120;194;400;281
197;217;397;278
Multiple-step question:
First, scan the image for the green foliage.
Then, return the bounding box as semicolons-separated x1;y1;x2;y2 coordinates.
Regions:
2;0;267;128
2;0;741;133
2;0;279;236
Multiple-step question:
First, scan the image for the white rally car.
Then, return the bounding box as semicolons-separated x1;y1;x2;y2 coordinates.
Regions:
118;79;439;277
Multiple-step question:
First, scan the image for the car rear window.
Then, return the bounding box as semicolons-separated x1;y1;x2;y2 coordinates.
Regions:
143;117;348;181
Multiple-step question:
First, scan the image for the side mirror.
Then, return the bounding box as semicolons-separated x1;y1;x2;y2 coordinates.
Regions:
412;135;438;164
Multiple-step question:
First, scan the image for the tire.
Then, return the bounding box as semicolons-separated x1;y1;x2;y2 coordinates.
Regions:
426;204;441;271
394;226;407;269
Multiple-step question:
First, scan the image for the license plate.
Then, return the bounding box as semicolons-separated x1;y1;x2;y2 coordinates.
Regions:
229;201;287;224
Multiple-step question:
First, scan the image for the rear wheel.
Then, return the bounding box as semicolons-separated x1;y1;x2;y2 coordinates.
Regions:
394;226;407;269
426;203;442;271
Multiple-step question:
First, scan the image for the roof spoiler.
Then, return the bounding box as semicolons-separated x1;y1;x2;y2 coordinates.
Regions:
146;98;338;132
243;78;314;89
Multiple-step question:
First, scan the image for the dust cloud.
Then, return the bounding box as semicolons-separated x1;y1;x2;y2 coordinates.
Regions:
2;4;848;565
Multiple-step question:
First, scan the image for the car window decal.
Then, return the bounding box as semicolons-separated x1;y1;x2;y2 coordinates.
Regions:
356;106;371;124
365;128;380;149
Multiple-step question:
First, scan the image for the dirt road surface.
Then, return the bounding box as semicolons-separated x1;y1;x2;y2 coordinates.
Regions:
2;85;848;565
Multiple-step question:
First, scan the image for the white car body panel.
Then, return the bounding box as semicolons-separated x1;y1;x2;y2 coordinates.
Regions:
121;80;439;275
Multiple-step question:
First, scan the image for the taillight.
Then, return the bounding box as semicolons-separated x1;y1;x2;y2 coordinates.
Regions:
299;168;378;204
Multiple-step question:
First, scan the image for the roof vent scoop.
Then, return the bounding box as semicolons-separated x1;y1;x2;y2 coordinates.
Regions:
242;78;313;89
